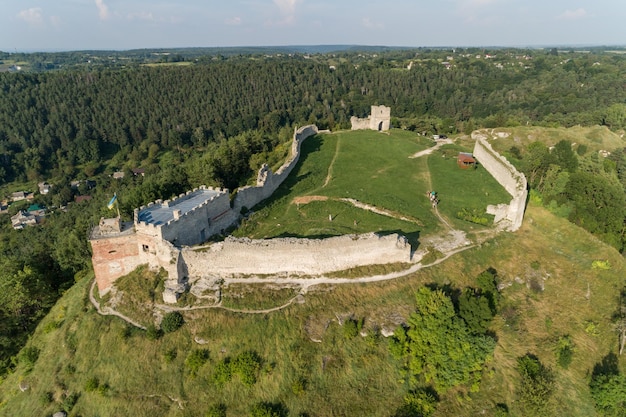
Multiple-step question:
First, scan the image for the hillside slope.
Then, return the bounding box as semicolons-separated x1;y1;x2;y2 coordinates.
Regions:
0;202;624;417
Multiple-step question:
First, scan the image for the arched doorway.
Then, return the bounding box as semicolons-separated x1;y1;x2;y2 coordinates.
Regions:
378;121;383;131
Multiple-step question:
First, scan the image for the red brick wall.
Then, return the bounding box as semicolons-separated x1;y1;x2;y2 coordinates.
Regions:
90;234;141;295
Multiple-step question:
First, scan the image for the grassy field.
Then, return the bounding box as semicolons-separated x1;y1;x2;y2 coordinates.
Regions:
1;203;624;417
2;127;624;416
234;129;511;241
476;125;626;156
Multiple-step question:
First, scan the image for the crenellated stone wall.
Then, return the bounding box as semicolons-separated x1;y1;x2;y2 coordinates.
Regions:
232;125;319;212
91;125;320;296
183;233;410;278
472;134;528;231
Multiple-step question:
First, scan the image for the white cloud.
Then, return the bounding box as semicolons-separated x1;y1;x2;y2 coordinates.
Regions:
274;0;298;15
127;11;156;22
95;0;110;20
17;7;44;25
362;17;384;30
558;8;588;20
226;17;242;25
49;15;62;28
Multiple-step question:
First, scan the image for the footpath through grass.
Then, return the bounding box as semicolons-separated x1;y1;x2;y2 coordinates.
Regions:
235;130;443;240
236;129;512;241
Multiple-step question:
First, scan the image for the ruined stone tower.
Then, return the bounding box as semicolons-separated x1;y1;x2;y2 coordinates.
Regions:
350;105;391;131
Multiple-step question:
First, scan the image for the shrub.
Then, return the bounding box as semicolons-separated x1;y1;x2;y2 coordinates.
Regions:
85;376;100;392
161;311;185;333
516;354;555;415
392;388;438;417
592;260;611;270
456;208;489;225
211;359;232;388
555;335;575;369
185;349;210;376
62;392;80;412
39;391;53;405
342;317;363;339
249;402;287;417
18;346;40;370
291;377;306;395
232;351;262;387
145;324;162;340
206;403;227;417
163;348;177;363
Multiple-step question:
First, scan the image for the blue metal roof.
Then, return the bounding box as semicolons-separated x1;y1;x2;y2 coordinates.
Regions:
137;189;222;225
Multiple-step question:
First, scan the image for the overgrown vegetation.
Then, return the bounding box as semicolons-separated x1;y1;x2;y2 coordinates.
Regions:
1;47;626;417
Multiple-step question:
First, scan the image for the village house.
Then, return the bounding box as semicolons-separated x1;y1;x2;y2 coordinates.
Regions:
10;191;34;202
38;182;52;195
11;207;45;230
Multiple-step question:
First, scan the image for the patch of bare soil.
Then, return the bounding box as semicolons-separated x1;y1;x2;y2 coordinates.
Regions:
293;195;329;205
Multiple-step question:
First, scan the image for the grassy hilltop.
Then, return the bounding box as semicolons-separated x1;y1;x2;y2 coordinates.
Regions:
0;128;625;417
235;129;510;241
0;205;624;417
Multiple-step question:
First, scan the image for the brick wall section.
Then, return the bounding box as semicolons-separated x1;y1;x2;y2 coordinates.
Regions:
90;233;142;295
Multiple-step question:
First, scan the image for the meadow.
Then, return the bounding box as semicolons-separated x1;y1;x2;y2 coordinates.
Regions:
234;129;511;241
2;203;624;417
2;128;624;416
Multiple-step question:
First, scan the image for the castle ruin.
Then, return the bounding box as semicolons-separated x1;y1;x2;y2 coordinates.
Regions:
90;124;411;302
90;120;527;304
472;133;528;231
350;105;391;131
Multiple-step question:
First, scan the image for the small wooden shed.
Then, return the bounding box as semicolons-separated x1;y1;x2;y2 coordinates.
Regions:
457;152;477;169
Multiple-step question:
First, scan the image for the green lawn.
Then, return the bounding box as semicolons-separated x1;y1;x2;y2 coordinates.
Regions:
428;144;513;229
235;129;511;240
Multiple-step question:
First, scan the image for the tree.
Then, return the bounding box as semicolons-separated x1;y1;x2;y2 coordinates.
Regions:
590;353;626;417
458;289;495;334
516;354;555;416
565;171;626;248
552;140;578;173
160;311;184;333
521;142;554;188
389;287;495;393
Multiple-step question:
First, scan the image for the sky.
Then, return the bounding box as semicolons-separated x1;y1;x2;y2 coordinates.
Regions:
1;0;625;52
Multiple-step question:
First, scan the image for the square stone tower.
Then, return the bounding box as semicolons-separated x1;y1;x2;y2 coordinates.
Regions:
369;105;391;131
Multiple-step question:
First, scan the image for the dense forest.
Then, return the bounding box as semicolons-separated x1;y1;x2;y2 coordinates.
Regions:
0;47;625;415
2;48;625;186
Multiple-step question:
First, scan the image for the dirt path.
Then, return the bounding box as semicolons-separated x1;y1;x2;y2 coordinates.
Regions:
409;138;452;158
323;135;341;187
89;280;147;329
292;195;422;225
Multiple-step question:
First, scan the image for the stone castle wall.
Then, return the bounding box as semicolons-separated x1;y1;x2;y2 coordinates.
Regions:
472;134;528;231
351;105;391;131
91;125;320;295
232;125;319;212
182;233;410;278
